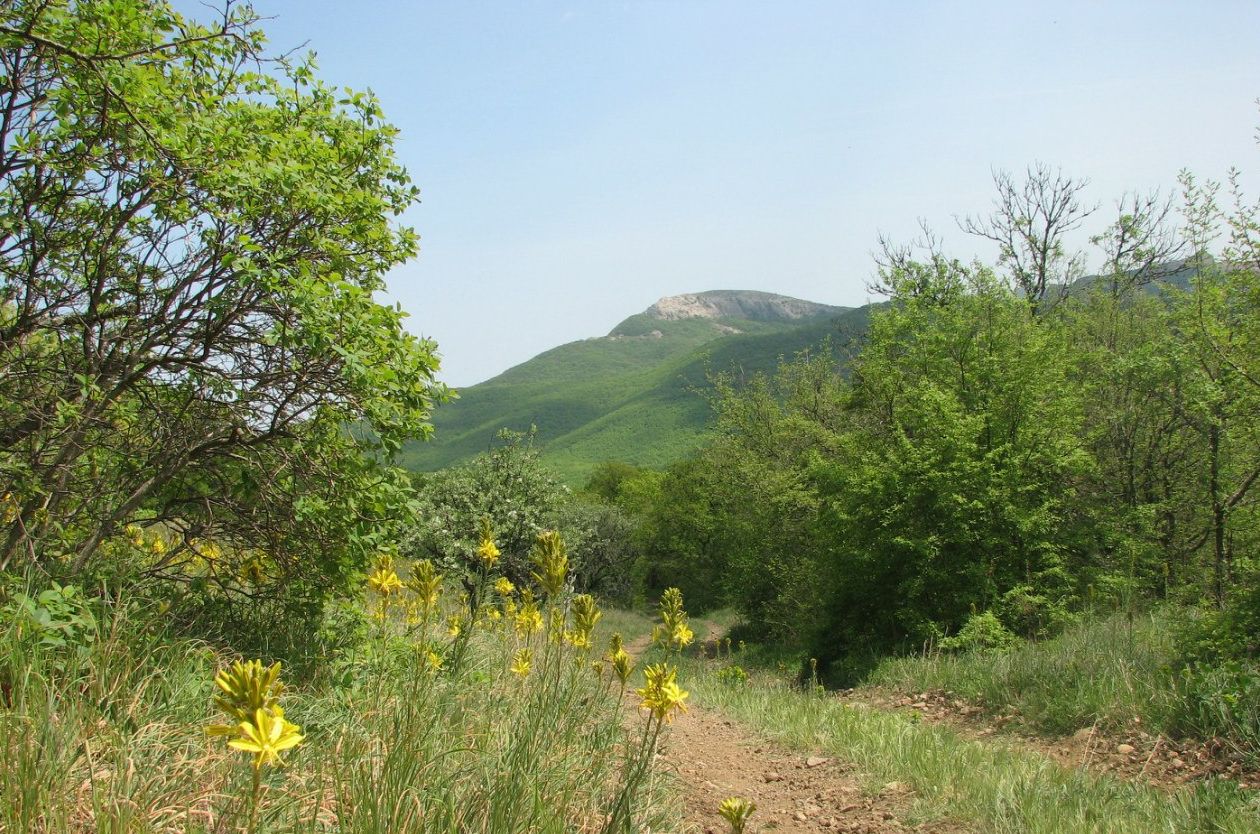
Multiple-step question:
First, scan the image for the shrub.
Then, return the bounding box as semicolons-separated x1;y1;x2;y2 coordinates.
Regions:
938;610;1018;653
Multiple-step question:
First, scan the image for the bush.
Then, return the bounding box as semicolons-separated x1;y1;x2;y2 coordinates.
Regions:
939;610;1018;653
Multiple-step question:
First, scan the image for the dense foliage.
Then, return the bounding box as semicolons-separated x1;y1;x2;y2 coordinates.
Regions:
0;0;447;623
626;159;1260;686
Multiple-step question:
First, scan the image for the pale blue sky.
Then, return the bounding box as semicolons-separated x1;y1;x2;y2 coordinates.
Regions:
211;1;1260;386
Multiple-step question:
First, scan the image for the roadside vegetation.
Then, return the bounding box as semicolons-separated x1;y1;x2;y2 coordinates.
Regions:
684;650;1260;834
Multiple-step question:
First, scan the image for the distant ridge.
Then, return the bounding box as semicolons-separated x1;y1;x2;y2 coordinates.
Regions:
633;290;844;325
399;290;865;483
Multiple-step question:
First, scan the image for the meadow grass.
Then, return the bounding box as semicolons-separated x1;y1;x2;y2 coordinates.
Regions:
0;593;681;833
867;610;1183;736
684;655;1260;834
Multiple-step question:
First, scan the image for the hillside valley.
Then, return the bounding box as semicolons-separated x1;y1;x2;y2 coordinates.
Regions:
399;290;873;482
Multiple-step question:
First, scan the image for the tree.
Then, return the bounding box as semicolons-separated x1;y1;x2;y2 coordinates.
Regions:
407;430;569;592
959;163;1095;307
0;1;446;591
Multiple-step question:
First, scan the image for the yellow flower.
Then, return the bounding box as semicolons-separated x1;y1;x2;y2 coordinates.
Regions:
530;530;568;598
718;797;756;834
406;559;443;617
494;576;515;598
570;594;601;649
368;554;403;598
123;523;144;547
514;600;543;637
420;646;444;673
607;634;633;689
227;706;304;771
510;647;532;679
475;518;501;569
0;493;19;525
211;660;284;722
670;622;694;651
637;663;688;724
476;537;500;568
654;587;693;653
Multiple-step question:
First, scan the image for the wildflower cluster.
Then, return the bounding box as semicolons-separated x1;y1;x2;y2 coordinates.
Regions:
475;517;500;569
637;662;689;724
606;633;633;689
206;660;303;771
514;589;543;636
718;797;756;833
567;593;601;650
510;647;532;678
124;523;177;557
652;586;694;652
531;530;568;598
405;559;443;624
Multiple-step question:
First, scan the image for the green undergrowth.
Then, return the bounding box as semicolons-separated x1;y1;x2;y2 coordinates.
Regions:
869;611;1180;734
0;594;680;833
684;655;1260;834
867;609;1260;758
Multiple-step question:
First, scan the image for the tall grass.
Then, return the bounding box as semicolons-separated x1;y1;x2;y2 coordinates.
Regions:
0;594;680;832
868;611;1181;735
686;657;1260;834
865;609;1260;757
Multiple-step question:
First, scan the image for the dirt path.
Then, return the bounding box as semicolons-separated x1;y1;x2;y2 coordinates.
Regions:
625;635;965;834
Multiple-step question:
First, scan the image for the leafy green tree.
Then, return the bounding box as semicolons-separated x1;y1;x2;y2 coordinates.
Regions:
0;2;445;601
408;430;569;592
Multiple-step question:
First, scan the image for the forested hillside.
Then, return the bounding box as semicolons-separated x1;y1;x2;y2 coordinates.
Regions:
400;291;868;481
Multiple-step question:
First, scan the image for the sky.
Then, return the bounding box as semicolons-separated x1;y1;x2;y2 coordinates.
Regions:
195;1;1260;386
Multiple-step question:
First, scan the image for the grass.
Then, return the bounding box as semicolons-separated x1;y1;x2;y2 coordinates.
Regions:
683;654;1260;834
867;611;1183;736
0;587;681;833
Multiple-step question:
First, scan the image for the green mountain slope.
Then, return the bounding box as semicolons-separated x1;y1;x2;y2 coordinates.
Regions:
400;290;870;483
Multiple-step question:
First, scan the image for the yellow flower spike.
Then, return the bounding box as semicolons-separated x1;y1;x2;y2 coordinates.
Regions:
406;559;443;618
446;613;464;638
608;644;633;689
530;530;569;598
227;706;304;771
670;622;695;651
475;518;500;569
212;660;284;722
419;646;444;673
510;647;532;679
570;594;601;649
0;493;19;525
654;587;693;653
514;601;543;637
368;553;403;599
718;797;756;834
493;576;515;598
123;523;144;546
637;663;689;724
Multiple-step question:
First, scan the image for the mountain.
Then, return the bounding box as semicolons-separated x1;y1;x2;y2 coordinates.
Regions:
398;290;870;483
